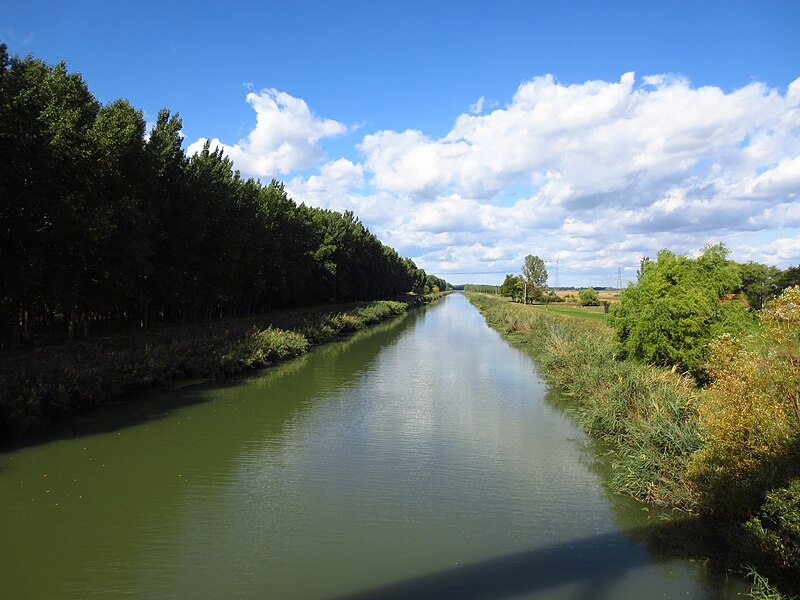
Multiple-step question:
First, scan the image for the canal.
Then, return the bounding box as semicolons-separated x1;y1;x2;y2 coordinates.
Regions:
0;293;745;598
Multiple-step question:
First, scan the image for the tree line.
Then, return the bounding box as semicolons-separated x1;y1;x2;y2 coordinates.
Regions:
0;45;449;348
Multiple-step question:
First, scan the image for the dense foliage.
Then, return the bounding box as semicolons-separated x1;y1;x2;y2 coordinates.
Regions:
610;244;756;381
499;274;524;301
0;45;447;348
688;286;800;579
578;288;600;306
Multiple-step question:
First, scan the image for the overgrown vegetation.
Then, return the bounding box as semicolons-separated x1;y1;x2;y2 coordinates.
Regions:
690;287;800;583
609;244;756;382
467;292;701;510
467;280;800;594
0;294;444;439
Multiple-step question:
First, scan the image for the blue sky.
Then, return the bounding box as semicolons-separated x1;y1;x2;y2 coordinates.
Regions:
4;0;800;286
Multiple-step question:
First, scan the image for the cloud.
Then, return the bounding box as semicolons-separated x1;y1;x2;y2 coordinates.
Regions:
469;96;486;114
213;74;800;285
747;155;800;199
187;89;348;176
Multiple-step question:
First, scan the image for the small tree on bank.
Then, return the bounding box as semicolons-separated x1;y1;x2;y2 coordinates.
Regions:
522;255;548;304
499;274;524;302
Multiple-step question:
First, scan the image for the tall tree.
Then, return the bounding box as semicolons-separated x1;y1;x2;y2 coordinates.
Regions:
521;255;548;304
0;46;448;347
85;99;150;327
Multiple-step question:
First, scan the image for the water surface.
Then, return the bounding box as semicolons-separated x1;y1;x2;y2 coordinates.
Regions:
0;294;745;598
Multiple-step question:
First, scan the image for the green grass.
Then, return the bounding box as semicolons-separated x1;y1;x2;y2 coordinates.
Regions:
748;569;797;600
529;302;610;322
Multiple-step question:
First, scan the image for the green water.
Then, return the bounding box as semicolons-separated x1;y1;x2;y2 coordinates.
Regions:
0;294;746;598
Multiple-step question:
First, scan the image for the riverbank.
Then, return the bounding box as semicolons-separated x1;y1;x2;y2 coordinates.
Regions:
466;292;700;510
465;292;798;598
0;293;447;439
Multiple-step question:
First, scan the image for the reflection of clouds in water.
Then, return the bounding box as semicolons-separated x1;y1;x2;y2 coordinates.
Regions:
151;294;740;598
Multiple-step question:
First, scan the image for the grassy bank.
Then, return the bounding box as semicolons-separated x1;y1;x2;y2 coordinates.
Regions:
466;292;798;596
467;292;700;510
0;293;447;439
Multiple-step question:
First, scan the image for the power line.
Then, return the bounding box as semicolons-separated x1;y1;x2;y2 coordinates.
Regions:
443;270;513;275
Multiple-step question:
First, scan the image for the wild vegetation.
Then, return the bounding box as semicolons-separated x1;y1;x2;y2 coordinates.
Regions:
0;294;445;439
466;245;800;594
468;293;702;510
0;44;449;350
609;244;756;382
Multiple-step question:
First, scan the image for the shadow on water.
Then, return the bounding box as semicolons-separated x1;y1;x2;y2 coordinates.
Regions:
0;310;421;454
330;518;740;600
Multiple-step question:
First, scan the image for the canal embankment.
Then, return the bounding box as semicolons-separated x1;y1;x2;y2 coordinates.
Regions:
465;292;798;598
0;292;448;439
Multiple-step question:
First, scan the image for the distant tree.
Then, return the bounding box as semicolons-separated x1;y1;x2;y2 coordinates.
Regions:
463;284;499;294
739;261;780;310
777;265;800;294
499;274;524;301
521;255;548;304
578;288;600;306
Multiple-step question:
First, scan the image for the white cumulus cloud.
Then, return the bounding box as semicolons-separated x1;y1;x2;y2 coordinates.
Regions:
187;88;348;177
206;74;800;285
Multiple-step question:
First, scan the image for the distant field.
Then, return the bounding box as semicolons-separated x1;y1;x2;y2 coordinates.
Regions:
530;303;610;323
476;291;614;323
554;289;622;304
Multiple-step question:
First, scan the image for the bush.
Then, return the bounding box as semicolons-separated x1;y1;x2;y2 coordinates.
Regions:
609;244;755;381
579;288;600;306
744;479;800;576
690;286;800;520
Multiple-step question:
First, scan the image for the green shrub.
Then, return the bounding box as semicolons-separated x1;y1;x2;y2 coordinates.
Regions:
579;288;601;306
609;244;755;381
744;480;800;576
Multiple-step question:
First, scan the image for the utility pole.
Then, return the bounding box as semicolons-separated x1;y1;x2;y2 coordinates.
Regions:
553;258;560;289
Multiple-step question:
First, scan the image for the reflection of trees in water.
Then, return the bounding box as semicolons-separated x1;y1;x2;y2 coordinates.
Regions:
2;308;419;453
